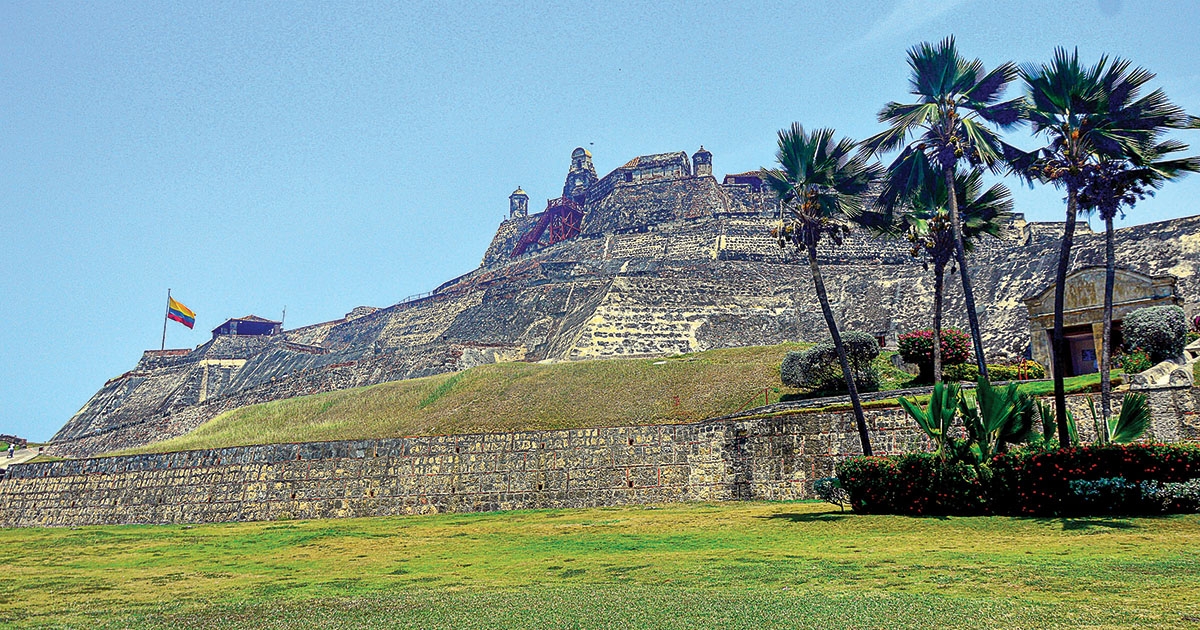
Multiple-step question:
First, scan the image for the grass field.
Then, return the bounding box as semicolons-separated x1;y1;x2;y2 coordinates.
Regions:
0;501;1197;628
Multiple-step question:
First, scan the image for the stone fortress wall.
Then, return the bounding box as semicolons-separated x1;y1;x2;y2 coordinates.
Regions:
43;144;1200;460
4;386;1196;528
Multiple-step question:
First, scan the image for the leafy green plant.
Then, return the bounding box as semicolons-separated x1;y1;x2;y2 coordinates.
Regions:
1147;479;1200;513
813;476;850;511
1116;348;1153;374
945;361;1045;381
1067;477;1156;514
958;378;1034;461
1032;397;1077;447
897;382;960;457
898;377;1036;464
1109;392;1152;444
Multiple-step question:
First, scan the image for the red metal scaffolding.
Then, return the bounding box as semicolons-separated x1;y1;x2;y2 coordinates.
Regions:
510;197;584;258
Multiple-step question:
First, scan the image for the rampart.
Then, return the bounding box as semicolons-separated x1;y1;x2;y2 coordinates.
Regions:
5;386;1196;528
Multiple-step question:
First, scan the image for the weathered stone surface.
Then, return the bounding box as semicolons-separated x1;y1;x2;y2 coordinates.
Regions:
6;387;1195;528
46;146;1200;458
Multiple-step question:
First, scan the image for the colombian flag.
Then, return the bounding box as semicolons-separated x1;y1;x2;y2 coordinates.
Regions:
167;297;196;329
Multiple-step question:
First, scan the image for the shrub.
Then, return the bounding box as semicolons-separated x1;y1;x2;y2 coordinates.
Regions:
838;443;1200;517
813;476;850;511
989;442;1200;516
837;453;987;516
781;332;880;392
1147;479;1200;513
898;328;972;382
1115;348;1153;374
944;361;1045;382
1186;331;1200;345
1123;305;1188;363
1067;477;1158;515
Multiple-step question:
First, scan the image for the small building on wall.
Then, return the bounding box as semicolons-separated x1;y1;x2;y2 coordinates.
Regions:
1024;266;1182;377
211;315;282;340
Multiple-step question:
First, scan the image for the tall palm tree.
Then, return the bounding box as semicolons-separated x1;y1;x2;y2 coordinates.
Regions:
1013;49;1195;445
1079;138;1200;422
863;36;1025;383
764;123;883;456
887;165;1013;383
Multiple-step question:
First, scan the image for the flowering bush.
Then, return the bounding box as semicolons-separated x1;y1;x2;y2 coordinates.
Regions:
837;453;986;516
836;443;1200;516
989;442;1200;516
897;328;972;382
1115;348;1153;374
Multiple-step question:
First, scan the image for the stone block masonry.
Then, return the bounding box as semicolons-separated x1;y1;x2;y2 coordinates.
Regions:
6;386;1195;528
3;405;926;528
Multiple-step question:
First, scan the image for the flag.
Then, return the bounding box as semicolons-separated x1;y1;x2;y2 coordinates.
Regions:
167;296;196;329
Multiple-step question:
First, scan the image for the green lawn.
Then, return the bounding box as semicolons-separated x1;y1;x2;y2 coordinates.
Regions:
114;343;810;455
1;501;1197;628
112;343;1126;456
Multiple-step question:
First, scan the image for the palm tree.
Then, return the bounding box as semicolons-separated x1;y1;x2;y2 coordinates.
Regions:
887;165;1013;383
763;123;883;456
863;36;1025;383
1078;137;1200;422
1013;49;1195;445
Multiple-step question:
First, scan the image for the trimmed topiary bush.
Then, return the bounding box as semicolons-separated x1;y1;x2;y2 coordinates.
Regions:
780;332;880;392
897;328;972;382
1123;305;1188;364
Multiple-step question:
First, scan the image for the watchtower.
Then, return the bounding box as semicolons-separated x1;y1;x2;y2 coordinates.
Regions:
692;146;712;177
509;187;529;218
562;147;598;204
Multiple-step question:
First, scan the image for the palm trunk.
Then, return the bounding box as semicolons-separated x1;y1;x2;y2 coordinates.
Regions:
1100;215;1115;426
1052;188;1080;446
945;168;989;381
806;241;873;456
933;260;945;384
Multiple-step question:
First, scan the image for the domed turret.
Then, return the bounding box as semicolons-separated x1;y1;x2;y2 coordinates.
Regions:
692;146;713;177
509;187;529;218
563;147;598;203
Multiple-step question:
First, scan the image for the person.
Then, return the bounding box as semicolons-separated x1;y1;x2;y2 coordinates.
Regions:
6;443;13;458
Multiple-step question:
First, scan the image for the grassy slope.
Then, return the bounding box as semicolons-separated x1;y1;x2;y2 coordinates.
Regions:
116;344;1126;455
117;344;807;455
0;502;1197;628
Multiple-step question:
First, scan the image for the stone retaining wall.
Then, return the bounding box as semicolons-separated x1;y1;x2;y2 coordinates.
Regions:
5;386;1196;528
2;406;925;528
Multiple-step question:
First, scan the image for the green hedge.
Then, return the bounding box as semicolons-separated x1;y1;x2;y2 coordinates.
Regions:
943;361;1046;382
836;443;1200;516
838;453;986;516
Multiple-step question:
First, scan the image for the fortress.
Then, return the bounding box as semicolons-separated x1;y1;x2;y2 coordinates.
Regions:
44;146;1200;459
4;145;1197;528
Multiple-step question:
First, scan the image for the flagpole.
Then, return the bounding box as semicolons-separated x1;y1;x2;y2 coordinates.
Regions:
162;288;171;351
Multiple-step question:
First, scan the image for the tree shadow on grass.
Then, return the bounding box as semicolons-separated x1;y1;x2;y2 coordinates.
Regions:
1033;517;1140;531
760;511;852;523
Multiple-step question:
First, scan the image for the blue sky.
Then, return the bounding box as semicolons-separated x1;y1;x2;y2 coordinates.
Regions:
2;0;1198;441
